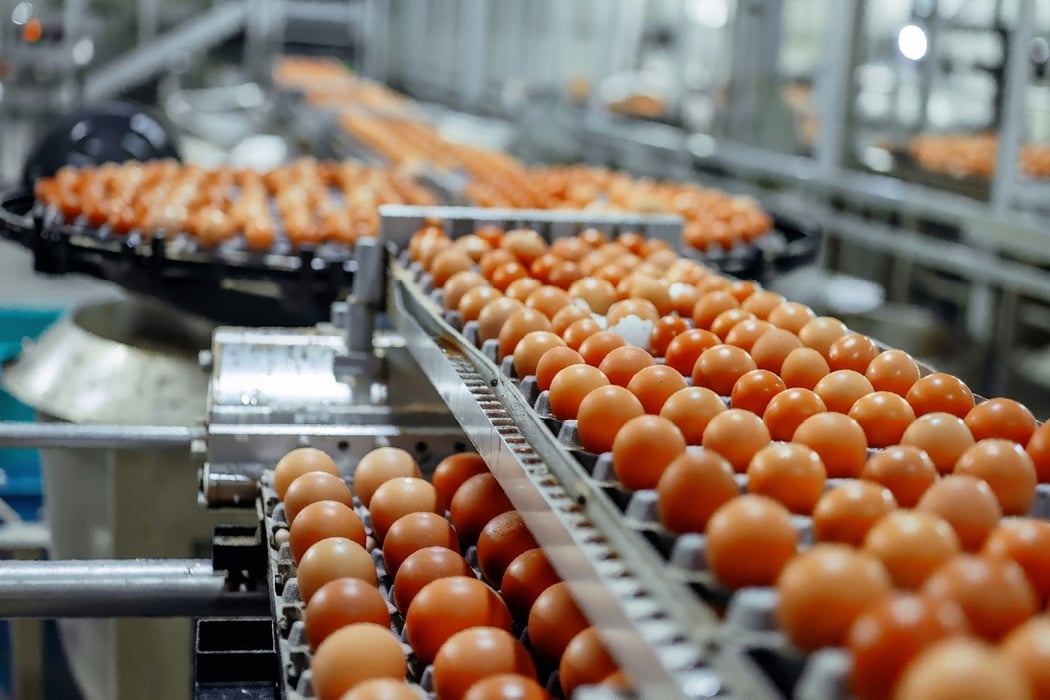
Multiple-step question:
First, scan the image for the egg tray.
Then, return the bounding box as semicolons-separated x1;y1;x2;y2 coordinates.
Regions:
399;259;1050;700
0;186;361;326
255;473;624;700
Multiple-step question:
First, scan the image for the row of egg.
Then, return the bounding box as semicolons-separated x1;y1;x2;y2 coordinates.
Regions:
270;445;627;700
411;222;1050;699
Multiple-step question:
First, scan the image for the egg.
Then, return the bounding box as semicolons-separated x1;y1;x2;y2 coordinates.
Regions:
999;616;1050;699
775;543;892;651
549;305;591;337
497;309;552;360
906;372;975;418
547;364;610;420
528;581;590;662
304;578;391;650
622;365;686;415
449;473;513;545
459;286;503;323
865;349;921;396
791;412;868;478
504;277;543;304
501;228;547;265
579;384;642;455
692;290;739;330
577;331;628;368
354;447;422;508
533;346;585;392
797;316;849;356
710;309;756;340
894;637;1032;700
847;593;970;700
430;247;473;288
922;554;1037;641
701;409;771;473
477;511;538;585
900;412;976;475
559;627;619;697
860;445;938;507
274;447;340;500
368;477;441;542
658;386;726;444
705;494;798;588
964;397;1037;444
500;548;560;622
433;627;537;700
606;298;660;325
730;369;787;416
827;333;880;373
611;415;686;490
432;452;489;514
656;449;738;534
289;500;367;563
382;512;460;576
981;519;1050;602
916;475;1002;551
392;546;474;614
297;537;377;602
812;369;874;414
477;298;526;345
597;345;654;386
663;329;721;376
724;319;774;353
740;290;786;319
954;439;1037;515
284;472;354;524
762;388;827;441
1026;422;1050;483
525;285;572;318
341;678;422;700
569;277;617;314
463;674;550;700
848;391;916;447
812;481;898;546
746;442;826;514
405;576;513;663
692;345;758;396
443;272;487;312
311;623;406;700
766;301;816;334
750;328;803;375
779;347;830;390
862;511;960;589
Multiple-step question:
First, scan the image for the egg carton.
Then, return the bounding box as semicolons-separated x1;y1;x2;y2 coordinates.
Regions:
257;472;630;700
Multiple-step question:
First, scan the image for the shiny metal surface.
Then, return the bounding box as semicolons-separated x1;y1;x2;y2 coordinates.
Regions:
0;423;203;449
0;559;265;618
389;264;779;700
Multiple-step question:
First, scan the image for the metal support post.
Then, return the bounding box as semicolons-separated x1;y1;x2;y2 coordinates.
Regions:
991;0;1033;211
0;423;203;449
814;0;863;176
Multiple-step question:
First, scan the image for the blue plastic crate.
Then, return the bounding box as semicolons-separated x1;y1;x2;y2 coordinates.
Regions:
0;308;63;521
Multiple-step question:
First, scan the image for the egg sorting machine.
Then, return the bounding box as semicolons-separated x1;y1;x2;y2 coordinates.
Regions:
0;205;809;699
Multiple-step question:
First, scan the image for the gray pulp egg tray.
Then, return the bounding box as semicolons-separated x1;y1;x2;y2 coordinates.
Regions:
408;259;1050;700
258;472;608;700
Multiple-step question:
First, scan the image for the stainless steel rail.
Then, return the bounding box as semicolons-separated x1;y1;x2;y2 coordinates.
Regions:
0;559;266;618
0;423;204;450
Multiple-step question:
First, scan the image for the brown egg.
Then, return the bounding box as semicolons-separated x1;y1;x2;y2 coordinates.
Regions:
341;678;421;700
596;345;654;386
894;638;1030;700
922;554;1037;641
528;582;590;662
740;290;785;319
767;301;816;334
311;623;406;700
746;442;826;515
569;277;617;314
500;548;560;622
525;285;572;318
496;309;551;360
659;386;727;445
405;576;513;663
916;475;1003;551
692;290;739;331
954;439;1037;515
701;408;771;473
297;537;378;602
550;305;591;337
612;415;687;490
392;546;474;614
450;473;514;545
813;370;874;414
534;347;585;393
812;481;898;547
501;228;547;266
863;511;960;589
382;512;460;576
900;412;976;475
432;453;488;514
705;494;798;588
477;511;538;585
284;472;353;524
477;298;526;345
710;308;757;340
433;627;537;700
750;328;803;375
860;445;938;507
724;319;774;353
354;447;422;508
798;316;849;357
865;349;922;396
848;391;916;447
274;447;339;500
780;347;831;390
443;272;487;312
606;298;660;325
560;627;619;697
827;333;881;374
463;674;549;700
304;578;391;650
548;364;610;420
999;616;1050;699
368;477;440;542
776;544;892;651
504;277;543;304
452;233;492;262
459;286;503;324
657;449;738;534
289;500;367;563
629;277;673;315
791;413;868;479
430;247;474;288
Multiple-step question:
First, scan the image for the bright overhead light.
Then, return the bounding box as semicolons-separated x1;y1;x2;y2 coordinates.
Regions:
10;2;32;25
687;0;728;29
898;24;928;61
